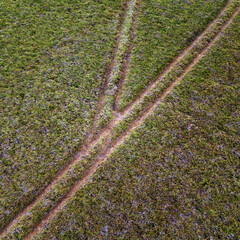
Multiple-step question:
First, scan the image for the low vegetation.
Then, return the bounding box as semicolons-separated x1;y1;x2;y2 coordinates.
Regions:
0;0;127;230
118;0;227;110
95;0;140;131
110;0;239;142
34;10;240;239
1;0;239;239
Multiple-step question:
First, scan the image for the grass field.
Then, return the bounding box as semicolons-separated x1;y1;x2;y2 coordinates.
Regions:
33;10;240;239
0;0;127;231
1;0;239;239
117;0;228;110
95;0;229;130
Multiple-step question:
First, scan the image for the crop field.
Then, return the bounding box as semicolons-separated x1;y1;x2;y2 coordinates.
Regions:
0;0;239;239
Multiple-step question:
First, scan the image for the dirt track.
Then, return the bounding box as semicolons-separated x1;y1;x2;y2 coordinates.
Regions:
1;0;239;239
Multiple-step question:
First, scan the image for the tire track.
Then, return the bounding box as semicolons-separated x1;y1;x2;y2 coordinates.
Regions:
87;0;132;143
120;0;235;116
114;0;141;111
108;0;239;143
26;3;240;240
1;0;239;239
0;0;132;237
0;0;140;238
95;0;140;132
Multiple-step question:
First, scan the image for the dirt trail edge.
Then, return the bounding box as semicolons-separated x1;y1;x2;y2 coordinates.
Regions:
26;4;240;240
94;0;140;132
87;0;133;143
120;0;234;115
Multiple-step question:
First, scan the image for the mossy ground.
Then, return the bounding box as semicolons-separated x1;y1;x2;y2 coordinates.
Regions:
1;0;239;239
118;0;227;110
34;10;240;240
0;0;127;230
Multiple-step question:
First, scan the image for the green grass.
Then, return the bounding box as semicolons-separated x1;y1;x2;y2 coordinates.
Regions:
95;0;140;131
3;1;238;238
110;0;239;142
0;133;109;240
0;0;127;230
118;0;228;110
1;0;239;239
34;10;240;239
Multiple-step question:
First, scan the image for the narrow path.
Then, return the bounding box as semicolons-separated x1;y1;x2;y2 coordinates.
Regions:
26;3;240;240
95;0;140;132
120;0;234;116
87;0;132;143
114;0;141;111
1;0;238;238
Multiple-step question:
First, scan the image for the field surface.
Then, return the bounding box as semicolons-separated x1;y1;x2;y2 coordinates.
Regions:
0;0;127;231
0;0;239;239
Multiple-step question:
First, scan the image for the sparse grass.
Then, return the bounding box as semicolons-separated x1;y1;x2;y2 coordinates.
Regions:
118;0;228;110
34;10;240;240
0;0;127;230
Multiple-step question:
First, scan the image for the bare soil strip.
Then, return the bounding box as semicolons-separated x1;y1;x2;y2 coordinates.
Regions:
0;0;140;237
25;4;240;240
94;0;140;132
114;0;142;111
1;1;238;238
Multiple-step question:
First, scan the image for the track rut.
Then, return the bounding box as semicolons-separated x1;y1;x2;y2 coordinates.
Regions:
26;2;240;240
1;0;239;239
